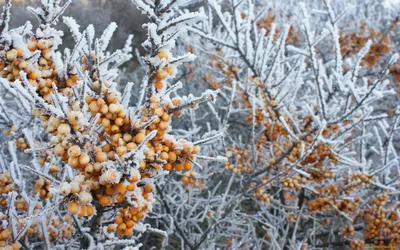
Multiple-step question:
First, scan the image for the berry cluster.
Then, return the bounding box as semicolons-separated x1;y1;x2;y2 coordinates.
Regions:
224;147;252;173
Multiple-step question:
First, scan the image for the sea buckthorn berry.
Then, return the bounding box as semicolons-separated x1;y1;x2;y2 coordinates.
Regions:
165;66;175;75
109;103;120;113
127;183;135;191
53;144;65;156
156;70;168;80
86;206;95;216
158;50;169;59
68;146;81;157
95;152;107;163
70;182;80;194
78;205;87;217
79;191;92;205
155;81;164;89
115;183;127;194
183;161;192;171
57;123;71;135
67;111;80;125
6;49;18;61
99;195;111;206
68;202;79;214
59;183;71;196
79;154;90;166
68;157;79;168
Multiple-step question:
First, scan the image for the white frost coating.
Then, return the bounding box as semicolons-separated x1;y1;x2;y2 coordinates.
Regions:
99;22;118;51
350;39;372;84
99;168;122;185
196;155;228;162
63;16;81;42
121;82;134;108
158;11;207;33
131;0;156;19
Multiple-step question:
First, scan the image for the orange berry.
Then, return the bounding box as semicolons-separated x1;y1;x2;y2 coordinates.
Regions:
53;144;65;156
68;157;79;168
78;205;87;217
115;215;123;224
105;186;114;196
68;146;81;157
79;153;90;166
115;183;127;194
135;133;145;144
107;224;116;233
126;219;134;228
12;242;21;250
6;49;18;61
118;223;126;231
158;50;169;59
28;41;37;51
125;227;133;235
168;152;177;162
164;163;172;171
109;103;120;113
99;195;111;206
155;81;164;89
58;123;71;135
183;161;192;171
127;142;137;150
68;202;79;214
89;100;100;113
28;70;40;80
116;146;127;156
144;184;153;193
127;183;135;191
155;70;168;80
86;205;94;216
160;151;169;161
158;121;168;130
166;66;175;75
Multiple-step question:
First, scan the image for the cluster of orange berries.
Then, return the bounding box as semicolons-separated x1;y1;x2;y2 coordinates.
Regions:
342;225;355;236
246;108;264;124
0;1;211;244
223;147;252;173
322;123;340;137
44;216;74;243
256;13;300;45
253;187;273;203
107;206;145;237
352;192;400;247
340;23;392;68
308;183;360;215
335;198;360;215
301;143;338;168
281;176;307;190
308;197;331;212
180;171;201;190
0;38;80;103
14;197;28;211
0;226;20;250
67;201;95;217
24;214;74;246
34;178;53;199
15;137;29;151
343;173;374;191
154;50;176;91
203;73;221;90
204;51;240;90
349;239;365;250
0;174;16;207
